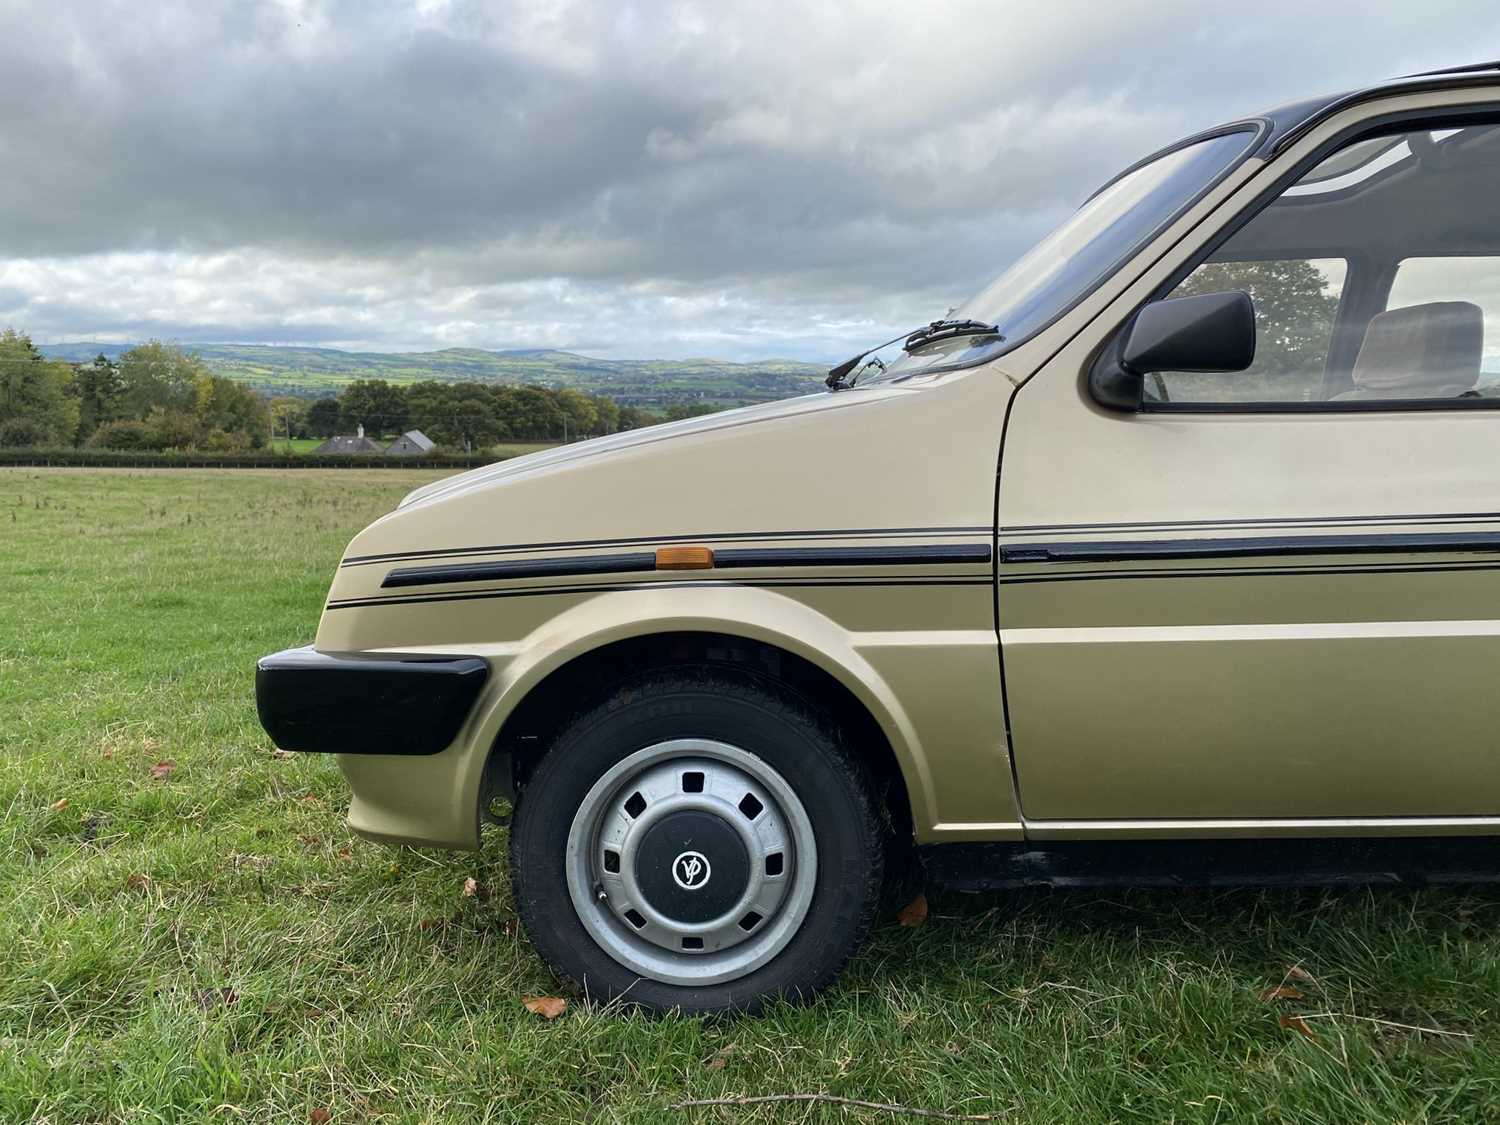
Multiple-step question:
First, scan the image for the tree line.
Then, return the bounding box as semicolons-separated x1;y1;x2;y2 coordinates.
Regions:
0;330;720;453
0;333;270;451
272;379;718;450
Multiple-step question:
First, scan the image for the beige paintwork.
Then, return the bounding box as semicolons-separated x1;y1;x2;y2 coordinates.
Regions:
313;79;1500;850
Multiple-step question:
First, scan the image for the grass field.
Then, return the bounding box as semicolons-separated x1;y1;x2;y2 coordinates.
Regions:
5;469;1500;1122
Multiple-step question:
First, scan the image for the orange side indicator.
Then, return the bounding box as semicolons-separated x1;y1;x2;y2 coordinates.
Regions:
656;545;715;570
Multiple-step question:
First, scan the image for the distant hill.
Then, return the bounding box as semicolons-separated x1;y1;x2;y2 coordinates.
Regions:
38;342;825;408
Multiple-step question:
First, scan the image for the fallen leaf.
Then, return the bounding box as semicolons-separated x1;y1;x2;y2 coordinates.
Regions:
1284;965;1317;986
462;877;480;898
272;749;294;761
149;760;176;781
704;1043;737;1070
1260;985;1306;1002
897;892;929;928
522;995;567;1019
125;874;152;892
336;847;353;861
1279;1014;1317;1040
309;1110;332;1124
49;798;69;812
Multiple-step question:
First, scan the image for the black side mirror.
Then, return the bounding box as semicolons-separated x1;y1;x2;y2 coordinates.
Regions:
1089;289;1256;411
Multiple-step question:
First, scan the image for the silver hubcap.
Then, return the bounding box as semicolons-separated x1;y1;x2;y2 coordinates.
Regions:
565;739;818;986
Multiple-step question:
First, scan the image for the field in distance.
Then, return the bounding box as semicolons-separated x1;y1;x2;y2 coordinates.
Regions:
40;342;825;409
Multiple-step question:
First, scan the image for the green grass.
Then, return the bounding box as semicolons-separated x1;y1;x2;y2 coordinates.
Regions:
5;468;1500;1122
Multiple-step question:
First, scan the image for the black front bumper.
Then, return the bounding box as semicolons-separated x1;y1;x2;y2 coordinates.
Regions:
255;646;490;756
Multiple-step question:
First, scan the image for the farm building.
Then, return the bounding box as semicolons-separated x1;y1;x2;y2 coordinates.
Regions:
385;429;436;456
314;424;380;454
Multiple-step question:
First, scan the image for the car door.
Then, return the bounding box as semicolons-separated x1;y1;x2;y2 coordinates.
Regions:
997;108;1500;829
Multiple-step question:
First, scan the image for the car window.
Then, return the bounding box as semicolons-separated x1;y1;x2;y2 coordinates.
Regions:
864;129;1256;384
1142;122;1500;409
1144;258;1347;403
1387;257;1500;396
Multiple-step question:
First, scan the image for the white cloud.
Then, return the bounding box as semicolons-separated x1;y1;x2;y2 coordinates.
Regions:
0;0;1494;359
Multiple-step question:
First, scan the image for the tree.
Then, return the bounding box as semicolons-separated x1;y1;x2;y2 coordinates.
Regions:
306;397;342;438
72;353;124;443
268;396;309;444
593;395;620;435
664;403;719;422
0;329;79;445
0;417;47;447
404;381;507;450
118;341;204;416
617;405;654;430
87;418;154;450
339;379;407;436
197;376;271;447
556;388;598;438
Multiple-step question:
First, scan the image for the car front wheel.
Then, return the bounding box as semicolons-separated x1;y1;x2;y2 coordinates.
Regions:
510;666;884;1014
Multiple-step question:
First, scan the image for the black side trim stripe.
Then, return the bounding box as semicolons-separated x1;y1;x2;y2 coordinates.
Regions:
333;576;991;611
384;552;655;588
715;544;991;569
1000;561;1500;585
1000;530;1500;565
345;525;991;567
1002;510;1500;535
383;543;993;589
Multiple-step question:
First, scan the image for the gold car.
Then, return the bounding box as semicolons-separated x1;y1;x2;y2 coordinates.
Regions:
259;64;1500;1013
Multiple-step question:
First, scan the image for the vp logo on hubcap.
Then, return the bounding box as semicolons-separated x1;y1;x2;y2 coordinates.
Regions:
672;850;711;890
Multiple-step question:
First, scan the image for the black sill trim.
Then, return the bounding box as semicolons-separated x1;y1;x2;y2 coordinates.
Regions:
255;646;488;756
382;543;993;589
330;576;992;611
921;837;1500;892
345;525;991;568
1000;530;1500;565
384;552;655;588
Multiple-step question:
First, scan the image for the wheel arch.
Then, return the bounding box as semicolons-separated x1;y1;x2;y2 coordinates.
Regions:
470;590;932;838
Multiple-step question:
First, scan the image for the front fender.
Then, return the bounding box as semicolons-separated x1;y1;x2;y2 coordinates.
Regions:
337;584;1016;850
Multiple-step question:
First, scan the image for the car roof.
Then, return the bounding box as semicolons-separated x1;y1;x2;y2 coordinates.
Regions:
1255;60;1500;155
1089;61;1500;204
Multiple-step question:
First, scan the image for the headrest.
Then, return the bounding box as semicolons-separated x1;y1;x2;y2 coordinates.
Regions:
1350;300;1482;393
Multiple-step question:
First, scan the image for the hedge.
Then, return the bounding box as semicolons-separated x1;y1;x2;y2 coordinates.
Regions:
0;447;503;470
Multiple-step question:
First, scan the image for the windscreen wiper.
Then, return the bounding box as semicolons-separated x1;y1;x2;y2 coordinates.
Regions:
902;318;1001;351
825;319;1004;389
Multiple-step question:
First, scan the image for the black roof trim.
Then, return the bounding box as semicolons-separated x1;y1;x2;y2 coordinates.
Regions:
1268;70;1500;155
1402;60;1500;78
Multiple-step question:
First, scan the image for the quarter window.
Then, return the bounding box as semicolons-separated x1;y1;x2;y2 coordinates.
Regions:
1387;257;1500;397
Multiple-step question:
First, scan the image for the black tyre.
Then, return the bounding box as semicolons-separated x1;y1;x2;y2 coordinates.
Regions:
510;665;884;1014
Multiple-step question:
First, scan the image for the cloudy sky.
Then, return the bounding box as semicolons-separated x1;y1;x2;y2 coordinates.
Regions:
0;1;1494;361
